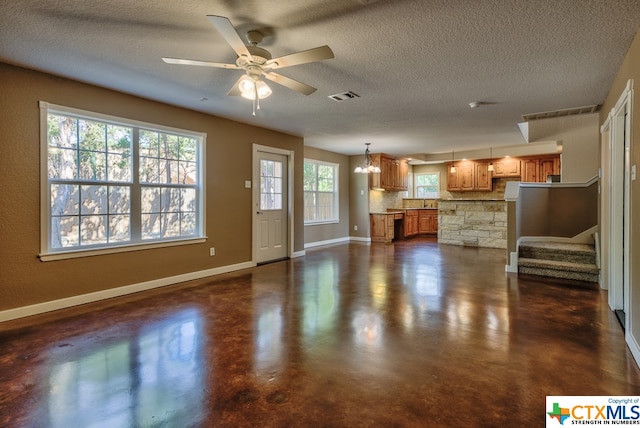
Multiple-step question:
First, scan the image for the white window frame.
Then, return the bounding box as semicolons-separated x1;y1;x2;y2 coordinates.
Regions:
303;159;339;225
414;172;440;198
39;101;206;261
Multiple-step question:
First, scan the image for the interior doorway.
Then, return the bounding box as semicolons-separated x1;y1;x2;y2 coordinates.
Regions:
602;79;633;329
252;144;293;264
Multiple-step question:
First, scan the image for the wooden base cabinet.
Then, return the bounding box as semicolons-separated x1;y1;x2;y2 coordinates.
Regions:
404;210;419;237
418;209;438;234
370;213;403;243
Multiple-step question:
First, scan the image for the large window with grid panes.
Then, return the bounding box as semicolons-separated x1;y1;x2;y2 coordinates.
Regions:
40;102;205;259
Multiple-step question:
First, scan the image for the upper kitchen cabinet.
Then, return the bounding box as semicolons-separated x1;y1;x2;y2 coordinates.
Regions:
491;157;521;177
474;162;493;191
521;155;561;183
446;161;492;191
370;153;409;191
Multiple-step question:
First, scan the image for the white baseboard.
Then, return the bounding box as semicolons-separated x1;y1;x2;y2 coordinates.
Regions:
304;237;350;249
291;250;306;258
505;251;518;273
350;236;371;243
0;261;255;323
626;332;640;370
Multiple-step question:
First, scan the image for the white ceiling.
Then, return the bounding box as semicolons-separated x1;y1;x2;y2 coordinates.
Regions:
1;0;639;157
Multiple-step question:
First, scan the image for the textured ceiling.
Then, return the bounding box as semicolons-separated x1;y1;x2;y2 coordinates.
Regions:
1;0;639;157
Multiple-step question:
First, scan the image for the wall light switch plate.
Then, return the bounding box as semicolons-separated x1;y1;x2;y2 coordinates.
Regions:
632;165;637;181
245;180;252;188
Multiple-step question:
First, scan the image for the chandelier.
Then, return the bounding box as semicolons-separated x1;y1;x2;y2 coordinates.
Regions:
354;143;381;173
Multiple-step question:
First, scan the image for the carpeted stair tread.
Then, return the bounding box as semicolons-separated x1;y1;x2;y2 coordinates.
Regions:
518;257;599;274
517;240;599;284
518;241;595;254
519;241;596;265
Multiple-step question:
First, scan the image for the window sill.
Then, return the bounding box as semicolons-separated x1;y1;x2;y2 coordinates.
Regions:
39;237;207;262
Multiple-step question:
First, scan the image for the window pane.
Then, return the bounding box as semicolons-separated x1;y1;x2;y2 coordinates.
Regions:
162;212;180;237
80;215;107;245
140;157;160;183
109;186;130;214
109;215;130;242
79;150;106;181
179;137;197;161
141;187;160;213
51;184;79;216
107;125;132;154
51;216;79;248
48;115;77;148
182;188;196;211
181;212;196;236
78;120;106;151
107;152;131;182
48;147;78;180
141;213;161;239
139;130;159;157
81;185;108;215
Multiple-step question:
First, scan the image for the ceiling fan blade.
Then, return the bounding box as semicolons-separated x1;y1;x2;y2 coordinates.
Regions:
206;15;252;60
266;45;334;69
162;57;240;69
264;72;317;95
227;76;244;96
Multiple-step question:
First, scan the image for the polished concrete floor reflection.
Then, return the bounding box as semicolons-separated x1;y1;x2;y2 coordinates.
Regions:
1;237;640;427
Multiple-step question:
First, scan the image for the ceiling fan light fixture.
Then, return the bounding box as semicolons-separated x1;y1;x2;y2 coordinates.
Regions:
239;76;272;100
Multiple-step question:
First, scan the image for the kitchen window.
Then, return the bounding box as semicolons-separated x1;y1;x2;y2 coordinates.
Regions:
40;102;205;260
415;172;439;198
303;159;338;224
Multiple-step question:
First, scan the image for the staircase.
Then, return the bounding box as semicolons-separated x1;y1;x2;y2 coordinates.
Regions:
518;241;599;283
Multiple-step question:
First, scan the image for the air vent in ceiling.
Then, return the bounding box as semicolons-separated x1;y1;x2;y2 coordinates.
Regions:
522;104;599;122
329;91;360;102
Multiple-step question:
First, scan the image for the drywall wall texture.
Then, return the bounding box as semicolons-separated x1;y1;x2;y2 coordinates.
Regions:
600;28;640;358
0;62;304;312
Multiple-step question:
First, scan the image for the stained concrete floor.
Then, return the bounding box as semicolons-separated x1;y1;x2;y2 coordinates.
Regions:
1;237;639;427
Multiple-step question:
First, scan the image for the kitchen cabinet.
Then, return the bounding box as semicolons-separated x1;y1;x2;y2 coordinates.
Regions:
521;155;560;182
539;156;561;182
492;157;521;177
521;159;539;182
418;209;438;234
474;162;493;191
446;161;491;191
369;153;408;191
404;209;419;237
370;212;403;243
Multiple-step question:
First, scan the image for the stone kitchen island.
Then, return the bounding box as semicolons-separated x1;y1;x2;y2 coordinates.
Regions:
438;200;507;249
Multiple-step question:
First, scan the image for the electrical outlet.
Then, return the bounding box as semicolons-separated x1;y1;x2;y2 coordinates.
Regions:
354;225;358;231
209;247;215;256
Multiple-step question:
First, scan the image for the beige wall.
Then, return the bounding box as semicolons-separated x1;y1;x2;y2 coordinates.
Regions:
599;28;640;355
527;113;599;183
303;146;350;244
349;155;371;238
0;62;304;311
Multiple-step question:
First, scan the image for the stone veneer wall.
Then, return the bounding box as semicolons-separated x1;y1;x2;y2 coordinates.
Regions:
438;200;507;249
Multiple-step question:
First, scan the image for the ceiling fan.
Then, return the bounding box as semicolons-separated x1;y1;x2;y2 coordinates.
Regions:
162;15;335;114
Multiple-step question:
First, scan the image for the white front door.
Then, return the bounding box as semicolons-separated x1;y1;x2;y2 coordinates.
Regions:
254;149;289;264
